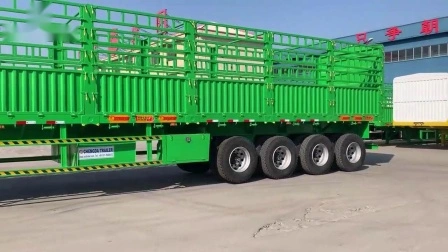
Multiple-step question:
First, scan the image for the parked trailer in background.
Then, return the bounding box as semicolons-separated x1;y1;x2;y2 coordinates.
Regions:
0;0;385;183
392;73;448;145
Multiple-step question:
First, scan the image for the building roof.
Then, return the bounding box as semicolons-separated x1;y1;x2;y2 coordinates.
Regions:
335;16;448;44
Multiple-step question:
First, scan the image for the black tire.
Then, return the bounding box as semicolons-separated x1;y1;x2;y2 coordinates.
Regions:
299;134;334;175
177;162;209;174
334;133;366;172
215;136;258;184
259;136;298;179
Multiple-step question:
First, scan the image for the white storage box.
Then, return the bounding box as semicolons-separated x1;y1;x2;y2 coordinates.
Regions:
393;73;448;127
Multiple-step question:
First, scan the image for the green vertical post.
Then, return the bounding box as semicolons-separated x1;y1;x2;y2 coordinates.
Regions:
326;40;336;118
140;39;149;75
146;125;153;161
184;21;198;116
210;47;217;78
59;125;69;167
51;37;64;69
80;5;97;121
263;31;274;116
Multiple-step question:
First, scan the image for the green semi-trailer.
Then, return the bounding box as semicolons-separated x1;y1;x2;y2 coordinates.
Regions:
0;0;385;183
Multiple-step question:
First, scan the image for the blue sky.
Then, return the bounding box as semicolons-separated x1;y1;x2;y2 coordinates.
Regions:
71;0;448;39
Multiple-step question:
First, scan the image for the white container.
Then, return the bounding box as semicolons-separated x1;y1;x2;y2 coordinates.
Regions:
393;73;448;127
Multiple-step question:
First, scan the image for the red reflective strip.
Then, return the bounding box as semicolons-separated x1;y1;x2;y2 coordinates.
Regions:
16;121;26;125
296;119;302;123
339;115;350;121
243;119;255;123
310;119;315;123
227;119;239;123
353;116;363;121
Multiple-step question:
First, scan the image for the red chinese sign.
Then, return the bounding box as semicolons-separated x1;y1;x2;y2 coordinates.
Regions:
421;19;439;35
356;32;367;43
385;26;402;41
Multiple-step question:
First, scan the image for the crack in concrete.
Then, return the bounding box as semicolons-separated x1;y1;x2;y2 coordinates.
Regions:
253;203;377;238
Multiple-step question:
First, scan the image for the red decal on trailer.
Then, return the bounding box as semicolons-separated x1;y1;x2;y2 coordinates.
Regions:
421;19;439;35
159;115;177;123
339;115;350;121
385;26;402;41
109;115;130;123
353;115;363;121
364;115;374;121
135;115;154;123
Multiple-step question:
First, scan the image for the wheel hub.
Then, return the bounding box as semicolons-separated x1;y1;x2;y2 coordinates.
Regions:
228;147;251;172
346;142;362;163
311;143;329;166
272;146;292;170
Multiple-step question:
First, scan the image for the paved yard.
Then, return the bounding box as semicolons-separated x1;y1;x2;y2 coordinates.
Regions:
1;144;447;252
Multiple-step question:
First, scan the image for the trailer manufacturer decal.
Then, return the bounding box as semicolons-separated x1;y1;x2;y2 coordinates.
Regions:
79;146;114;160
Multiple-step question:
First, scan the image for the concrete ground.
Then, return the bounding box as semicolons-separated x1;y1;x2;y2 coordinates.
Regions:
1;144;448;252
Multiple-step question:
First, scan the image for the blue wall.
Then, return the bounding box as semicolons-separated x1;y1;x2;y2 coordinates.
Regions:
383;33;448;51
385;56;448;83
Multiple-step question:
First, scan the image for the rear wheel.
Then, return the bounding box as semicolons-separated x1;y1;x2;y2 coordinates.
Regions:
260;136;298;179
334;133;366;172
214;136;258;184
299;134;334;175
177;162;209;174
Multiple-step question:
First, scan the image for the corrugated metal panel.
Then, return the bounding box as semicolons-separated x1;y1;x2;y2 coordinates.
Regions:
274;85;328;114
198;80;264;114
335;87;380;115
393;73;448;124
97;75;187;114
0;69;82;114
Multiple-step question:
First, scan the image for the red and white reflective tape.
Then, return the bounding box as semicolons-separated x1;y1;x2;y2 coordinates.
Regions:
206;119;219;123
296;119;306;123
46;121;66;125
243;119;255;123
16;121;36;125
309;119;319;123
279;119;291;123
227;119;239;123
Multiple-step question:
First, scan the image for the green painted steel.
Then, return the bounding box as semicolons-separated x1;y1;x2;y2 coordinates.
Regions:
0;0;387;178
0;0;385;126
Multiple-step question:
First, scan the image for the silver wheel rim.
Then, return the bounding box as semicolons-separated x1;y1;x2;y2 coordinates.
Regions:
272;146;292;170
346;142;362;163
228;147;251;172
311;144;329;166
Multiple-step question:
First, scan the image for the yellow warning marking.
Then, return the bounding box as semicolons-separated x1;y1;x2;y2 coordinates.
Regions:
0;161;163;178
393;121;448;128
0;136;162;146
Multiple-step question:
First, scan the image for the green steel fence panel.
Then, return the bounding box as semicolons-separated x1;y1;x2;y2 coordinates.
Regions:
334;87;380;116
273;85;329;116
0;0;386;126
197;80;265;115
96;74;187;114
0;69;83;115
381;85;393;125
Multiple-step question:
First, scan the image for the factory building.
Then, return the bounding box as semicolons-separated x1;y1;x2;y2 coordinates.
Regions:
336;17;448;83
